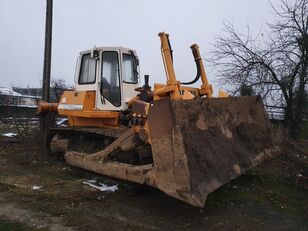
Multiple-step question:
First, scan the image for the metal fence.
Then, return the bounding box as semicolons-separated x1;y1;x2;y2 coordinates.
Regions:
264;105;285;121
265;105;308;122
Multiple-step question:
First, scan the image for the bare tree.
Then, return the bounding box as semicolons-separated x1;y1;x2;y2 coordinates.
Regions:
51;78;73;101
210;0;308;138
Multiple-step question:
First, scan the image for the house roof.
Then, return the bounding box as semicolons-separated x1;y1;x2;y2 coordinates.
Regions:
0;87;22;96
0;87;41;99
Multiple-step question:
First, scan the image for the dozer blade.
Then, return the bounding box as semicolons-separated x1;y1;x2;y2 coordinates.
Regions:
147;96;277;207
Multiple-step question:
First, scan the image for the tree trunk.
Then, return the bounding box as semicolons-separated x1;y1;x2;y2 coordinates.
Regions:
284;98;294;134
292;56;308;138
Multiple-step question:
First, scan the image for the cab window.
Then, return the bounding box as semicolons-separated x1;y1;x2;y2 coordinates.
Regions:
79;53;96;84
123;54;138;84
101;51;121;106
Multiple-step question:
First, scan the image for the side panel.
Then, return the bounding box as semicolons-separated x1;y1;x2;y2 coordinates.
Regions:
122;83;138;105
58;91;94;112
58;91;120;127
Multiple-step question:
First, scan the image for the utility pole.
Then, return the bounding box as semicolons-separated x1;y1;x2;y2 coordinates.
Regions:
41;0;53;140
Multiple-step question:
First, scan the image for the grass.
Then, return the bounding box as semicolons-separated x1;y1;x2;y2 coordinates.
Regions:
0;219;44;231
1;125;307;230
206;167;307;218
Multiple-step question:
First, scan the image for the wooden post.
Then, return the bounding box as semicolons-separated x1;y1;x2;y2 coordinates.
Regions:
40;0;53;142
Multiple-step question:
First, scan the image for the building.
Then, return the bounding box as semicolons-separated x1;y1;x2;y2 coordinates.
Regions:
0;87;42;118
13;87;58;102
0;87;40;107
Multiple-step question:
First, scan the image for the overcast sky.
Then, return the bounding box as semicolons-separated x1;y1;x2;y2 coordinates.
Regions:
0;0;283;90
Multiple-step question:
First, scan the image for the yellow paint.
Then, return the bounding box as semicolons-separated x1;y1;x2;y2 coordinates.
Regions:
190;44;213;98
218;90;229;98
158;32;181;100
155;32;217;101
58;90;120;127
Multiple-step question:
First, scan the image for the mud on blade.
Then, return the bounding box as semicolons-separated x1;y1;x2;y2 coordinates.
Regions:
148;96;275;207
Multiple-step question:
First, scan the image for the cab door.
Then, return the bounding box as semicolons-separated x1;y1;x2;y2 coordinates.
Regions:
96;49;123;111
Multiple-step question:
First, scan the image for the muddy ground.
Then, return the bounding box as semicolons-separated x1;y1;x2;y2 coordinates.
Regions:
0;129;307;231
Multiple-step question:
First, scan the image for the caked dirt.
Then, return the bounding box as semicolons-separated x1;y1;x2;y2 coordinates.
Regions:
147;96;276;207
0;132;307;231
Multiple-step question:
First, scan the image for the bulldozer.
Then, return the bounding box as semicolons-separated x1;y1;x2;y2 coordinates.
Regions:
38;32;275;207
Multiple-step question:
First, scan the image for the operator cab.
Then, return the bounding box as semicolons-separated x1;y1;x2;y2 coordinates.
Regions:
74;47;139;111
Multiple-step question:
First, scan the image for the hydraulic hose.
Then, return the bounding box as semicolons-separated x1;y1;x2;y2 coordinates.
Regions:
181;48;201;85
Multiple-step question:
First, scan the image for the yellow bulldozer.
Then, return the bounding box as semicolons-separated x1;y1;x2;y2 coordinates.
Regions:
38;32;274;207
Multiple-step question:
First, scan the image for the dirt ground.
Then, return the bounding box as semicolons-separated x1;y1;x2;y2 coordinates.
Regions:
0;130;307;231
